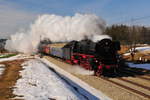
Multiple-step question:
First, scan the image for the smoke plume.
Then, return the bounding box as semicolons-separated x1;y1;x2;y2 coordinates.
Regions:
67;65;94;75
5;13;107;53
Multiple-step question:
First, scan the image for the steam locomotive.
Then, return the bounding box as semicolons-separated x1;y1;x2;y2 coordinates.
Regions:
38;38;122;76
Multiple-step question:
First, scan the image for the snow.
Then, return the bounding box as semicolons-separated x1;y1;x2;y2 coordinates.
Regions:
40;58;111;100
123;53;130;56
127;63;150;70
0;54;34;62
0;54;23;76
13;59;87;100
123;46;150;56
134;46;150;51
0;54;110;100
0;64;5;76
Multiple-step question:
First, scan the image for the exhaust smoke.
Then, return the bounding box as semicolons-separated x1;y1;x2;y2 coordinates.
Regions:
5;13;108;53
67;65;94;75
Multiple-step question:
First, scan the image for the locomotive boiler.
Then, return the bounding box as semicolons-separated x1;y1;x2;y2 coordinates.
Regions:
38;38;121;76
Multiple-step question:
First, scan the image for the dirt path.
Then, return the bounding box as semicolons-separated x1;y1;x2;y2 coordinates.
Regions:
0;59;25;100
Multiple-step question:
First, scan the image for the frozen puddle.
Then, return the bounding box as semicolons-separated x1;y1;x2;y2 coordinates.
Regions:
13;59;87;100
0;64;5;76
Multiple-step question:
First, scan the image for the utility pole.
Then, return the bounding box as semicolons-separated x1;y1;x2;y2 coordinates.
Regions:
130;18;136;61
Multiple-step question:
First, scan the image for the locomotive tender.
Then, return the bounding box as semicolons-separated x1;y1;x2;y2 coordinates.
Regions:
38;38;121;76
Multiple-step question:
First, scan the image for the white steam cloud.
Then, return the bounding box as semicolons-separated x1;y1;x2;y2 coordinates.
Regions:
5;13;108;53
67;65;94;75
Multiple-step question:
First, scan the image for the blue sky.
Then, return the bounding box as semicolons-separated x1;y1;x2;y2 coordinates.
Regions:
0;0;150;37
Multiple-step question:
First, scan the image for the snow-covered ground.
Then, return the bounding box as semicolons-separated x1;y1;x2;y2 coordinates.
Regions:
0;54;34;77
13;59;88;100
0;64;5;76
123;46;150;56
0;54;34;62
41;58;111;100
134;46;150;51
0;54;110;100
127;63;150;70
123;46;150;70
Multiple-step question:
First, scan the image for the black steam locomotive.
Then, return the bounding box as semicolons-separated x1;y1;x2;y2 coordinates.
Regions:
38;38;122;76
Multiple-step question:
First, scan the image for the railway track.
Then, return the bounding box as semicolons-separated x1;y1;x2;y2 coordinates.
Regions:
51;59;150;99
117;78;150;90
138;76;150;81
124;67;150;76
100;67;150;99
100;77;150;99
118;69;150;81
119;68;150;81
45;56;150;100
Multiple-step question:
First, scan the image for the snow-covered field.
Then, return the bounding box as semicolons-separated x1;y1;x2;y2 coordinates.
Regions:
13;59;88;100
0;54;34;77
123;46;150;70
134;46;150;51
0;54;34;62
0;54;110;100
124;46;150;56
127;63;150;70
0;54;20;76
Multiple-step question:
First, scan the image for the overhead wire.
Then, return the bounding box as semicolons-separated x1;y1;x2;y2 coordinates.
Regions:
115;15;150;25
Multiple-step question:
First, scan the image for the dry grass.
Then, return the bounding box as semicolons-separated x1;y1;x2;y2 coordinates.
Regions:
119;45;130;54
0;60;25;100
